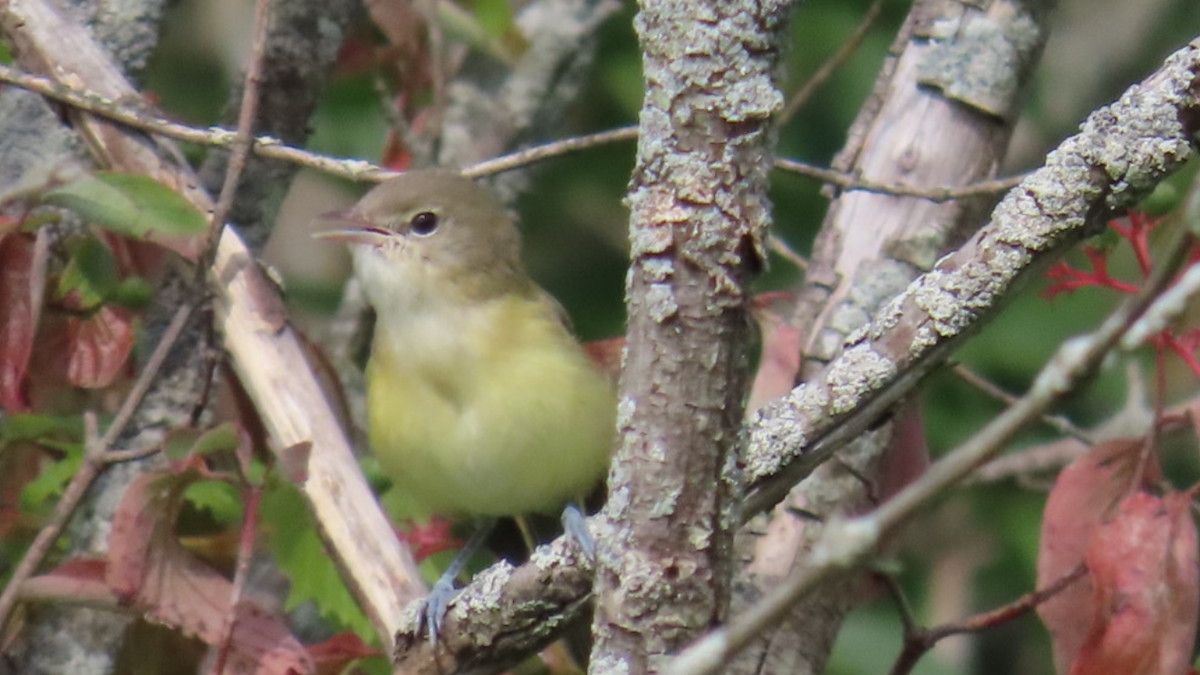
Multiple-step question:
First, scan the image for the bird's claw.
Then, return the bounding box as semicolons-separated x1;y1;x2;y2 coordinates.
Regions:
423;575;458;644
561;504;595;561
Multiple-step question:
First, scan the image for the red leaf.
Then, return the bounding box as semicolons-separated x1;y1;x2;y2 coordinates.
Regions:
65;304;135;389
0;233;39;411
1036;438;1159;674
583;336;624;385
400;515;460;562
1068;491;1199;675
307;632;381;675
21;559;116;605
108;463;315;674
747;291;801;413
873;398;929;504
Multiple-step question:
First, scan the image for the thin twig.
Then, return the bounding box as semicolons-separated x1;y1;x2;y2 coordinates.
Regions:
212;479;265;675
463;126;640;177
0;63;390;183
779;0;886;125
99;304;195;449
206;4;273;670
774;157;1029;202
204;0;272;250
953;363;1094;442
767;233;808;270
0;303;193;632
888;563;1087;675
0;63;1033;204
665;226;1194;675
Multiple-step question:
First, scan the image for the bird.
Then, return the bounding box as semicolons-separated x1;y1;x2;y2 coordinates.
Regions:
314;169;616;639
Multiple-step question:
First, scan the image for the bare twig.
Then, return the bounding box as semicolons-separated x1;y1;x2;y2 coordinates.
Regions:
778;0;886;125
767;233;809;271
204;0;272;249
209;3;273;672
0;62;391;183
464;126;638;177
774;157;1028;202
0;62;1038;204
212;480;266;675
887;563;1088;675
953;363;1094;443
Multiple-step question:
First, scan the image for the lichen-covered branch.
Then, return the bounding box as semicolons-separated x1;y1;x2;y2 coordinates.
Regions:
743;35;1200;516
730;2;1051;673
669;224;1196;675
373;34;1200;673
585;0;789;673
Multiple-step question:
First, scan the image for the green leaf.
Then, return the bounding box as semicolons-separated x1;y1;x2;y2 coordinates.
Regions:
190;423;243;458
471;0;515;40
261;480;373;636
438;1;521;64
183;480;243;524
56;235;118;309
44;172;207;239
111;276;153;310
0;414;84;445
20;443;83;513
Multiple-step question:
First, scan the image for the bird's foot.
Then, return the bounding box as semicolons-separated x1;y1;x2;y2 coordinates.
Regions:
422;572;458;644
561;504;595;561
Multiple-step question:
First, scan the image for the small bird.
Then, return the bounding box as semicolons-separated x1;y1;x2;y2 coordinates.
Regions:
315;169;616;638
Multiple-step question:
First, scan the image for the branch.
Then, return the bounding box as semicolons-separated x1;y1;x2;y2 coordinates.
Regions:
731;3;1052;672
668;224;1196;675
196;0;355;252
583;0;789;669
743;35;1200;516
382;35;1200;674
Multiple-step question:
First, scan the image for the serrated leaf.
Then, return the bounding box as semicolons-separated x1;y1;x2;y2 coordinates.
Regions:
0;234;38;412
44;173;207;240
182;480;242;524
106;462;314;673
65;304;135;389
20;442;83;513
261;480;372;636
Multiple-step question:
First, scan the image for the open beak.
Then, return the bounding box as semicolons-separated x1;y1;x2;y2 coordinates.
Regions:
311;209;392;246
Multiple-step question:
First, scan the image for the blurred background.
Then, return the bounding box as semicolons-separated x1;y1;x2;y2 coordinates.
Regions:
142;0;1200;672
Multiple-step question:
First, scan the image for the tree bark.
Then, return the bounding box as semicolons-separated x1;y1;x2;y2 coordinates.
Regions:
587;0;791;673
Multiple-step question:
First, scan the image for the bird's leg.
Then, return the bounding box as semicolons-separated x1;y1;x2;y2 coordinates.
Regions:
514;515;539;553
560;503;595;561
425;519;495;643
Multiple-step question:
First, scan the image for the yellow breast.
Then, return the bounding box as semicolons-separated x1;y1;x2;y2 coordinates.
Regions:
366;292;615;518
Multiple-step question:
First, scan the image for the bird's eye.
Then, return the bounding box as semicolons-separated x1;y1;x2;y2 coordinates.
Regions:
409;211;439;236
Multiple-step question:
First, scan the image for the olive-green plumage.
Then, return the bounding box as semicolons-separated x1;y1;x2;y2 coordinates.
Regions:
319;170;615;518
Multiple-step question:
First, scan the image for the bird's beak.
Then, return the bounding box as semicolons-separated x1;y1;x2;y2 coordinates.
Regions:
311;209;391;246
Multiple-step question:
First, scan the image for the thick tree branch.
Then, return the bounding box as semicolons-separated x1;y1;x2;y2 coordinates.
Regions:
731;2;1051;673
587;0;788;672
669;225;1197;675
379;35;1200;673
743;35;1200;516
